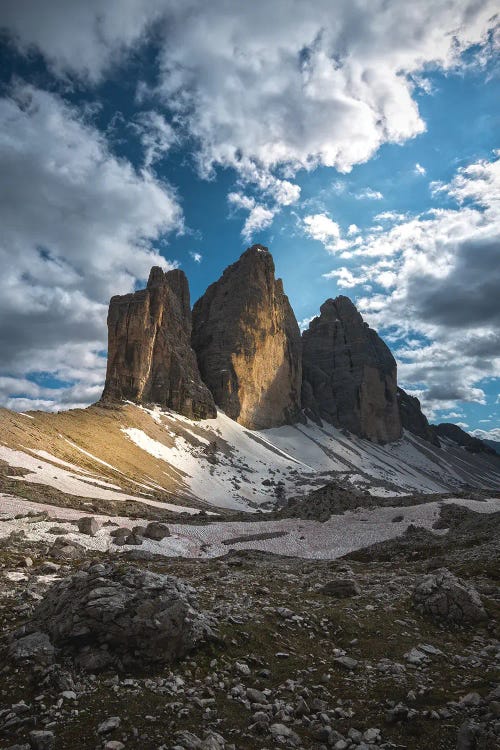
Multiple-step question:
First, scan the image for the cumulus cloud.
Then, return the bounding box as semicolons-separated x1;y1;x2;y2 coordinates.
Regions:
414;162;426;176
132;110;177;167
472;427;500;442
303;213;351;252
228;191;280;241
3;1;498;181
0;83;182;409
189;251;202;263
355;188;384;200
346;154;500;413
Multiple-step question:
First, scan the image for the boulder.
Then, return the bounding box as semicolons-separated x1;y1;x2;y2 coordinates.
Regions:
28;732;55;750
50;536;84;560
319;579;360;597
412;568;488;624
10;562;215;672
192;245;302;429
101;267;216;419
76;516;100;536
143;521;170;541
9;631;55;666
302;296;402;443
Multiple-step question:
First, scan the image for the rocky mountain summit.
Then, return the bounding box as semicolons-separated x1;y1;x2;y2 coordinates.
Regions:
97;245;494;455
101;267;216;419
192;245;302;430
302;297;402;443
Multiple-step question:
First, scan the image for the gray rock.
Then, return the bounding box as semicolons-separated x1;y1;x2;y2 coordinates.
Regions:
246;687;267;704
9;631;55;666
174;731;203;749
456;721;480;750
270;723;297;739
12;562;215;672
143;522;170;541
97;716;121;734
28;731;55;750
319;579;360;598
76;516;100;536
38;562;60;574
334;655;358;670
413;568;488;624
50;536;84;560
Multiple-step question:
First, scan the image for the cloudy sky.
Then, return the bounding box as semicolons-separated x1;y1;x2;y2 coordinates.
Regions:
0;0;498;439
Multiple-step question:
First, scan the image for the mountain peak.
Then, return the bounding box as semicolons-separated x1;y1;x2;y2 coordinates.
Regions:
192;245;301;429
302;295;401;443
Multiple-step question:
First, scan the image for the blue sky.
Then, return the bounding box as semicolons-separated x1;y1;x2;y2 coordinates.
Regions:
0;1;498;439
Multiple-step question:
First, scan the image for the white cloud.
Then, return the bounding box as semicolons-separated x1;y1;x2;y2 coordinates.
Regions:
323;267;366;288
0;84;182;410
355;188;384;200
471;427;500;442
228;192;256;212
190;251;202;263
242;205;276;241
228;192;277;241
414;162;426;176
347;154;500;413
3;0;498;182
304;213;341;244
347;224;360;236
374;211;408;222
298;316;315;332
132;110;177;167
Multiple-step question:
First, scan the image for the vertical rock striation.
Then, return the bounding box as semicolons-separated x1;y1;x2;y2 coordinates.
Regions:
302;297;402;443
101;267;216;419
191;245;302;429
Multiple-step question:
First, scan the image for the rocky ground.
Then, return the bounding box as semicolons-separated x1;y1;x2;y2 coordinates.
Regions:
0;502;499;750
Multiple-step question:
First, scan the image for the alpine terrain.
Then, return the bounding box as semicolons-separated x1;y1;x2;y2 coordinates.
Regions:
1;246;499;750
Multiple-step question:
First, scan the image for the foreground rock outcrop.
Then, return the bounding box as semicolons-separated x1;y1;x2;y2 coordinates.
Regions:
302;297;402;443
192;245;302;429
397;388;439;445
101;267;216;419
412;568;488;624
10;562;215;672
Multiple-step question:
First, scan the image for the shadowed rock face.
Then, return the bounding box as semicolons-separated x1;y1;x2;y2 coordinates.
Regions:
302;297;402;443
397;387;439;445
435;422;496;454
101;267;216;419
191;245;302;429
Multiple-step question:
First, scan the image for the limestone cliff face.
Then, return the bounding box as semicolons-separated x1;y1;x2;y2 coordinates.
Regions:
191;245;302;429
302;297;402;443
397;388;439;445
101;267;216;419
